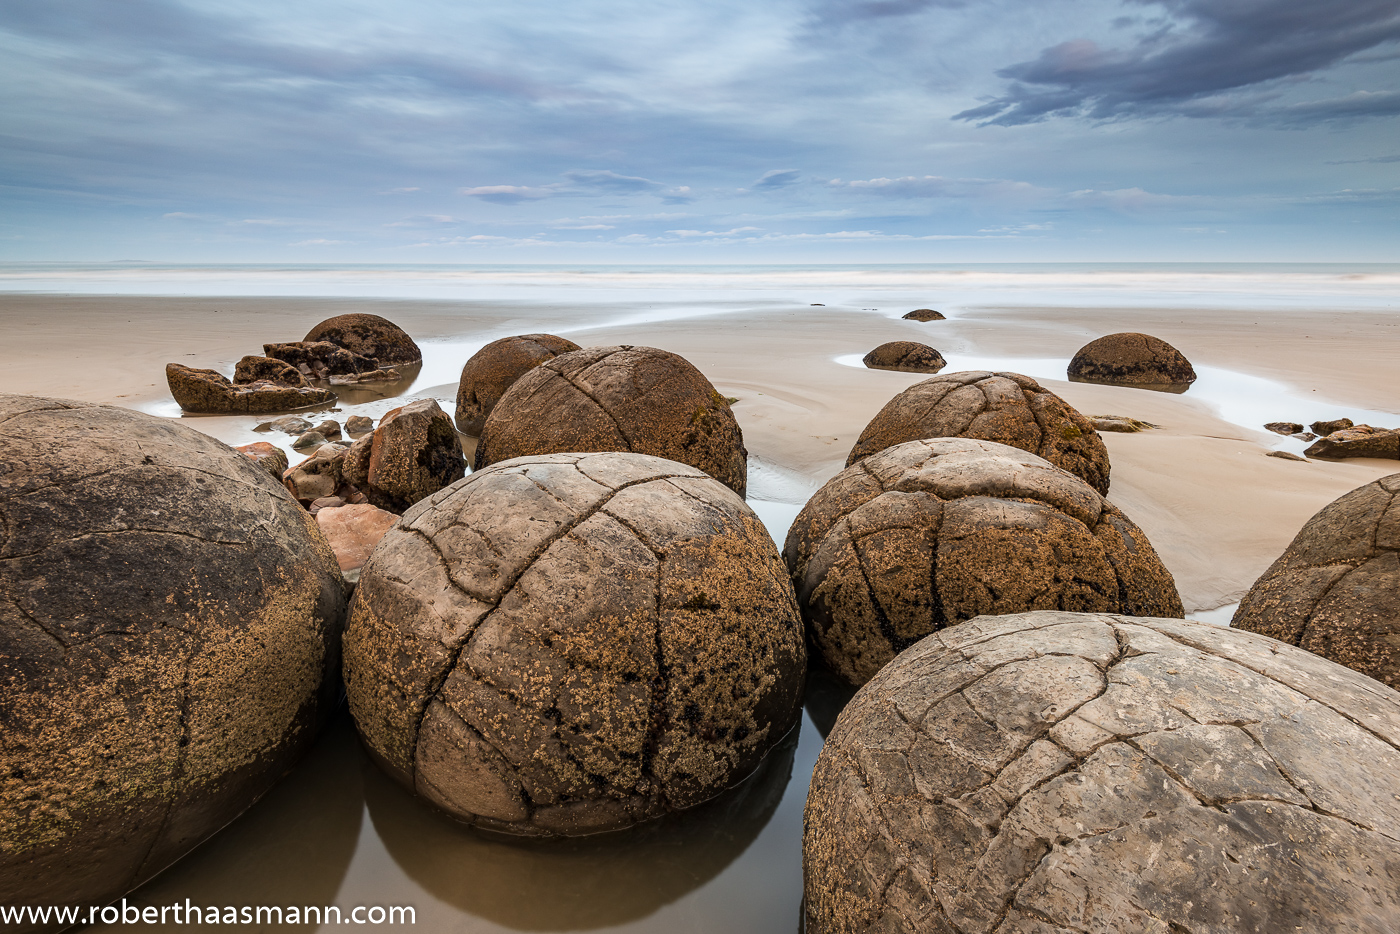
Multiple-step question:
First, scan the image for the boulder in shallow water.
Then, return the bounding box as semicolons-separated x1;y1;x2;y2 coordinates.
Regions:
304;313;422;367
1266;421;1304;435
1311;416;1354;436
313;419;342;441
345;414;374;435
292;430;329;452
785;438;1181;686
343;452;805;836
1304;425;1400;460
1234;473;1400;689
475;345;748;497
256;415;312;435
455;333;581;435
804;610;1400;934
0;394;344;921
847;370;1111;495
263;340;379;380
343;398;464;513
861;341;946;374
233;355;308;387
166;363;334;415
235;441;289;478
901;308;945;321
1067;332;1196;390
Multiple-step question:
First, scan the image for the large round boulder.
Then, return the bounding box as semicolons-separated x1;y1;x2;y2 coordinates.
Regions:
846;370;1111;496
1067;332;1196;390
304;313;422;366
862;341;946;374
1234;473;1400;690
455;333;581;435
785;438;1181;686
0;395;345;921
343;452;805;836
474;345;748;497
805;610;1400;934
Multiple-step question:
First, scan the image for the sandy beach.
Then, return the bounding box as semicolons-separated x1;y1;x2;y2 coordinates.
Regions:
3;271;1400;931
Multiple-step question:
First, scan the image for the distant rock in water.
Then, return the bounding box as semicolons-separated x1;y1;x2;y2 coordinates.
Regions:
0;394;344;919
255;415;313;435
166;362;334;414
1067;332;1196;391
304;313;422;367
1311;417;1354;436
1265;421;1304;435
345;414;374;435
456;333;581;435
902;308;945;321
1304;425;1400;460
861;341;947;374
1235;473;1400;689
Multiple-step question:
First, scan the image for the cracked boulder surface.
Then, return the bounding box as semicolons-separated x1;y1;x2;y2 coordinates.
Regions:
863;342;948;375
456;333;582;436
785;439;1181;687
1234;473;1400;690
342;451;805;836
343;398;466;514
303;312;423;366
845;371;1110;496
804;610;1400;934
0;394;346;925
474;345;749;498
1067;332;1197;391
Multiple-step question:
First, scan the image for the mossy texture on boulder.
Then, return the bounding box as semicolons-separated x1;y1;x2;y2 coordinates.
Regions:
861;341;946;374
0;395;345;921
785;439;1180;686
304;313;422;366
804;611;1400;934
1234;473;1400;690
1067;332;1196;389
343;452;805;836
456;333;581;435
166;363;334;414
846;370;1110;496
475;345;748;497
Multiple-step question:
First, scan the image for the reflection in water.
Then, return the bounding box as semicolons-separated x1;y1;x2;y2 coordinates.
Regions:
801;664;857;740
1067;374;1191;394
362;725;800;931
90;711;364;932
312;362;423;407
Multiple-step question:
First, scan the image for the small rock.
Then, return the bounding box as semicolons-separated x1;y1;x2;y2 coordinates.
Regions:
1292;431;1317;441
283;442;351;504
862;341;946;373
234;442;289;478
313;420;342;441
1090;415;1159;433
902;308;945;321
315;503;399;574
292;430;328;451
1267;450;1307;462
255;415;313;435
327;367;401;385
308;495;346;514
1265;421;1304;435
1311;417;1354;436
345;415;374;435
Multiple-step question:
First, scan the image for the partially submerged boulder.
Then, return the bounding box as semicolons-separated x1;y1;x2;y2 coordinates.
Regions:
455;333;581;435
344;398;465;514
345;415;375;436
0;395;344;919
343;452;806;836
255;415;312;435
235;441;289;478
861;341;946;374
1312;416;1354;436
475;345;748;497
304;313;422;367
1305;425;1399;460
166;363;333;415
1067;332;1196;390
846;370;1111;496
805;610;1400;934
262;341;391;383
1266;421;1305;436
785;439;1180;686
1235;474;1400;690
233;355;308;387
901;308;945;322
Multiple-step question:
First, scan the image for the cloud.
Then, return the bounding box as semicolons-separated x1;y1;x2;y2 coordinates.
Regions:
386;214;457;227
1275;90;1400;123
562;170;664;193
955;0;1400;126
459;185;556;204
839;175;1044;199
550;223;616;229
666;227;762;237
806;0;966;27
290;238;350;245
1327;152;1400;164
380;187;422;194
1067;187;1197;210
753;169;801;189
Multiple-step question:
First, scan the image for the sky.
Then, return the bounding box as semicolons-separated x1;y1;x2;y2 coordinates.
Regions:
1;0;1398;263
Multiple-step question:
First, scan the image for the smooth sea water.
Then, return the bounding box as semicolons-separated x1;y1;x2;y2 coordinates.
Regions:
9;262;1398;932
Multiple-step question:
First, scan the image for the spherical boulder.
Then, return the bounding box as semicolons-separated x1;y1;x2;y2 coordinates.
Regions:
1234;473;1400;690
304;313;422;366
846;370;1111;496
902;308;944;322
861;341;946;374
475;345;748;497
785;438;1181;686
456;333;582;435
805;610;1400;934
343;452;806;836
1067;332;1196;390
0;395;345;918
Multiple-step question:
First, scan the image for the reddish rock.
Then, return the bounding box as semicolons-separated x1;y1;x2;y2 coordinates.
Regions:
235;441;289;478
344;399;465;513
315;502;398;574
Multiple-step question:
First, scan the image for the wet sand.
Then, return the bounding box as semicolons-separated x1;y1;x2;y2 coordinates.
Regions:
3;287;1400;931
